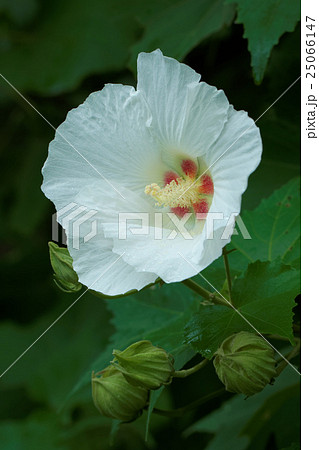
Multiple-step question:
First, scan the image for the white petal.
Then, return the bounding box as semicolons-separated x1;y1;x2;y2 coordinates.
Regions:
207;106;262;218
77;180;204;282
76;181;205;282
137;49;230;156
199;215;236;268
42;84;164;212
110;218;231;283
111;229;203;283
65;182;157;296
69;235;157;296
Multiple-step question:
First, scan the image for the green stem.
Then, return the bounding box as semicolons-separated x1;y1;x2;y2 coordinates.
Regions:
275;337;301;376
182;279;230;307
173;358;208;378
224;248;237;255
151;388;225;418
222;246;233;304
95;369;106;376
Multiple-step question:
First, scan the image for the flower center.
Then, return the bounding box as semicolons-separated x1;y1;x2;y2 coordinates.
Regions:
144;158;214;218
144;177;200;208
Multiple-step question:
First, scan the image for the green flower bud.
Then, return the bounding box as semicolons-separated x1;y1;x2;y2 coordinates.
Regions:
112;340;174;390
91;366;148;422
48;242;82;293
213;332;277;396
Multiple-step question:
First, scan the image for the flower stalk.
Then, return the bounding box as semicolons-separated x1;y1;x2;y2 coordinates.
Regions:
182;278;230;307
150;388;225;418
173;358;208;378
275;337;301;377
222;246;233;304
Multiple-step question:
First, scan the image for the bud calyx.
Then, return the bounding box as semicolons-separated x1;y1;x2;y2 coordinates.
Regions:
112;340;175;390
48;242;82;293
213;332;277;396
91;366;148;422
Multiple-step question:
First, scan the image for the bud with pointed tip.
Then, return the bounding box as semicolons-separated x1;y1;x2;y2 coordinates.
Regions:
213;332;277;396
91;366;148;422
48;242;82;293
112;340;174;390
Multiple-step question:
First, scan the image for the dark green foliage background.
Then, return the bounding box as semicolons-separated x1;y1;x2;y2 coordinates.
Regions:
0;0;300;449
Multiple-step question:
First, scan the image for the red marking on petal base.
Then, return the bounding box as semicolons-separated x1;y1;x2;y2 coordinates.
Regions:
171;206;190;217
181;159;197;178
193;200;209;218
164;171;179;185
198;174;214;195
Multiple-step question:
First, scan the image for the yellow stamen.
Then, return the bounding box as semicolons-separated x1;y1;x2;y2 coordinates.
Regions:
144;177;200;208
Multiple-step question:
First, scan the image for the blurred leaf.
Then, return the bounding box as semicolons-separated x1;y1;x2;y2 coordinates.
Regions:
0;293;112;411
185;368;300;450
0;0;38;26
227;0;300;83
0;0;141;96
129;0;235;69
229;177;301;272
1;0;235;96
242;112;300;210
242;384;300;449
184;259;299;358
280;444;300;450
0;411;67;450
6;137;50;236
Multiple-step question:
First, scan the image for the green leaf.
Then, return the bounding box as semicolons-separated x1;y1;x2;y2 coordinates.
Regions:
185;368;300;450
200;178;300;295
184;259;299;358
145;388;164;441
129;0;235;69
229;177;301;272
226;0;300;83
232;260;300;308
48;242;82;293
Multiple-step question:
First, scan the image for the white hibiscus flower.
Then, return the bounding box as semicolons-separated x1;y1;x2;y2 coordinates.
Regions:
42;49;262;296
